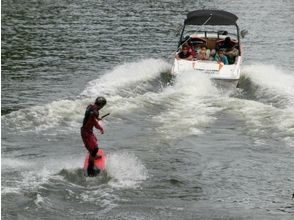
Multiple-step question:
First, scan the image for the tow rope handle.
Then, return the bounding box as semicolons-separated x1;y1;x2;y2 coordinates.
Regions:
100;113;110;120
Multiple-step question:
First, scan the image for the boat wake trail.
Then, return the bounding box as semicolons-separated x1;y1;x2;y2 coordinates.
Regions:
2;60;293;146
1;59;171;132
153;71;223;139
2;59;294;219
231;64;294;146
81;58;171;98
238;64;294;108
1;59;162;206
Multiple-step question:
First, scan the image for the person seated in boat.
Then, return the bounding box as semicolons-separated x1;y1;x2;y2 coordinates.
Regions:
189;44;199;58
209;49;216;61
214;49;229;65
217;37;239;64
217;36;234;50
176;44;194;60
186;38;197;58
197;45;210;60
181;36;197;57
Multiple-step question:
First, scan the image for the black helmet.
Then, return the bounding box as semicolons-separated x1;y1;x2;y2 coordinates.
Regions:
95;96;107;107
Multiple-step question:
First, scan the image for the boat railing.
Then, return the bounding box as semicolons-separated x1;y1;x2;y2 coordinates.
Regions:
184;30;238;39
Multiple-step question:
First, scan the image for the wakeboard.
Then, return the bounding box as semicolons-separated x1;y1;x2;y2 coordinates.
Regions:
83;149;106;177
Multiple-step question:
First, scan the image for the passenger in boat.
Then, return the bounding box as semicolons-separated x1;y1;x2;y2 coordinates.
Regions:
209;49;216;60
186;39;197;58
197;45;210;60
179;36;197;58
176;44;194;60
214;49;229;65
189;45;197;58
218;37;234;49
218;37;239;64
190;44;200;58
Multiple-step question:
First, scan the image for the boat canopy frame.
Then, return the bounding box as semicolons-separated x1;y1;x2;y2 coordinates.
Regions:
179;10;241;52
185;10;238;26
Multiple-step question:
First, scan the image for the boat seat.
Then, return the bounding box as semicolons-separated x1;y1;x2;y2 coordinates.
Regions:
190;37;207;46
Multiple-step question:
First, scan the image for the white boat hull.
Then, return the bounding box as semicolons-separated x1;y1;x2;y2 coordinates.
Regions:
171;56;241;88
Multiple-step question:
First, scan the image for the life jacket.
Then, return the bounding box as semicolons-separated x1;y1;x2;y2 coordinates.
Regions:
82;104;99;131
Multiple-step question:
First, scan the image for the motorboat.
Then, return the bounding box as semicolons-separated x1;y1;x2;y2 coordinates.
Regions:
171;10;246;88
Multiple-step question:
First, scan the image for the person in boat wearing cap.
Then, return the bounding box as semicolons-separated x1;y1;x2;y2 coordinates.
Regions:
81;96;107;176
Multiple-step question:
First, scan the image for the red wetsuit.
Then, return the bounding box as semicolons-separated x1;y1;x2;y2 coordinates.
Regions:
81;104;104;156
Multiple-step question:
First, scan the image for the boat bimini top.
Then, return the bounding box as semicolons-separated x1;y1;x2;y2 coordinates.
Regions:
184;10;238;26
178;10;241;54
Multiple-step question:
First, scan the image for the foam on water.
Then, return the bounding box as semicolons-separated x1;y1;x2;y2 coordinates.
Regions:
1;168;53;195
226;64;294;146
1;99;86;132
1;155;83;195
242;64;294;106
1;59;170;132
1;157;33;170
81;58;171;97
1;157;47;194
34;193;48;208
153;71;223;139
2;150;148;196
106;152;148;188
79;187;118;214
224;97;294;147
2;61;293;152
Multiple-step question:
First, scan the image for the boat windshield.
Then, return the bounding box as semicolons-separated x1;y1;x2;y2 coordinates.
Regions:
183;25;238;39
